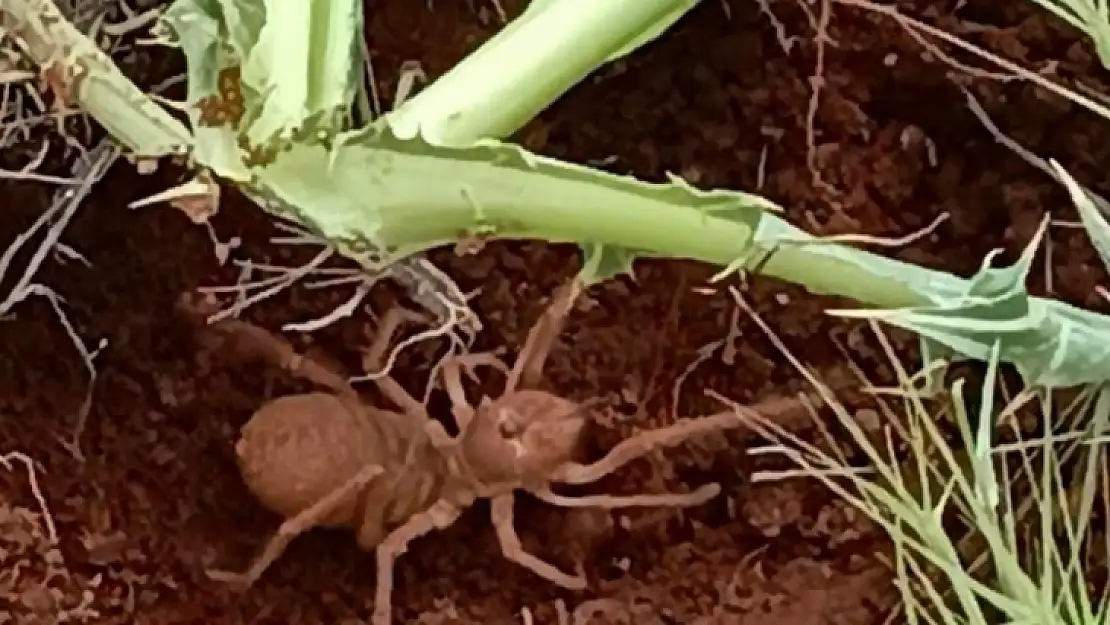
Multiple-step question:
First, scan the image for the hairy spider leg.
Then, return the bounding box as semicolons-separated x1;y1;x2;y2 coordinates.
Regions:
531;483;722;509
437;278;579;431
504;279;582;394
551;394;813;486
207;463;384;587
490;493;588;590
372;498;463;625
203;313;357;399
360;307;430;417
439;352;510;430
550;412;746;485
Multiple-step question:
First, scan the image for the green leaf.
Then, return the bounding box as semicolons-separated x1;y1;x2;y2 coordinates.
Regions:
160;0;361;179
240;0;362;147
750;212;967;309
579;243;641;284
832;215;1110;388
161;0;254;180
160;0;252;179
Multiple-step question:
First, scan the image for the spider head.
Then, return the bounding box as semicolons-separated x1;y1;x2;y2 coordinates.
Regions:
460;389;587;483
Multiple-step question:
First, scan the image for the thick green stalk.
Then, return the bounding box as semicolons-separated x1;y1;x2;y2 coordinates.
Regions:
370;0;956;307
2;0;192;156
383;0;696;144
255;131;964;309
0;0;974;310
13;0;1110;386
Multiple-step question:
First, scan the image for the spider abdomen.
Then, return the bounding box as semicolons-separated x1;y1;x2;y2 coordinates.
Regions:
235;392;382;527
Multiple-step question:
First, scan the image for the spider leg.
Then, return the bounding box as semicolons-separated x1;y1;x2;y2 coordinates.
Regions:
551;394;815;486
195;307;355;397
360;307;429;416
372;499;463;625
531;483;721;509
421;419;458;452
440;352;509;430
551;411;744;485
504;279;582;393
207;463;384;588
355;480;390;551
490;493;587;590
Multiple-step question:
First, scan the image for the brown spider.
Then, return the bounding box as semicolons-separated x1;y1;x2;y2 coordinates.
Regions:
181;281;806;625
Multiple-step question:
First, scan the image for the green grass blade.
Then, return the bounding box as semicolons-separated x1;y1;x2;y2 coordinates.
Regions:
1023;0;1110;68
1050;160;1110;275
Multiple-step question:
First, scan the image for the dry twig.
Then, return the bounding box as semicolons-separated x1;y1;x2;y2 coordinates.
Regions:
1;138;116;460
0;450;58;546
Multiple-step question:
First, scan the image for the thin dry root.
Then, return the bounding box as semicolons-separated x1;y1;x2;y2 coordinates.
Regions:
0;451;58;545
208;463;384;588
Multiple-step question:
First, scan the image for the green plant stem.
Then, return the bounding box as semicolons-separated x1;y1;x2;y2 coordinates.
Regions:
13;0;1109;387
258;131;964;309
2;0;969;311
374;184;962;309
383;0;694;144
2;0;191;156
382;196;959;308
370;0;960;307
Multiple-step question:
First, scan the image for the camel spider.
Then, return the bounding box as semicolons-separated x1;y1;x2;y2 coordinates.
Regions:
183;281;798;625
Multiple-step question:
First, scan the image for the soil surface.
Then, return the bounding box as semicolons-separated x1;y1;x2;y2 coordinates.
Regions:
2;0;1109;623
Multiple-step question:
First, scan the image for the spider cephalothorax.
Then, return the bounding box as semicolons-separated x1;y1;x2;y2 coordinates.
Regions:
459;390;588;483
